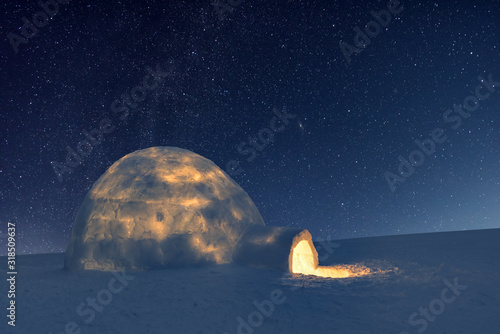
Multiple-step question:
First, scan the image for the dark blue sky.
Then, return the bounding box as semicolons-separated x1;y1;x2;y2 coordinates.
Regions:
1;0;499;254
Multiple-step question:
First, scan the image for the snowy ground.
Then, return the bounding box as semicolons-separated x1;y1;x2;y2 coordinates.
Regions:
1;228;499;334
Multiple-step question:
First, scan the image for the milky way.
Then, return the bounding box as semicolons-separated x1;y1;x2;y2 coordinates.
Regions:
1;0;499;255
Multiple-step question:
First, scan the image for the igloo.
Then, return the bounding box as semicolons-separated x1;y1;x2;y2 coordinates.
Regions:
65;146;367;278
64;147;266;270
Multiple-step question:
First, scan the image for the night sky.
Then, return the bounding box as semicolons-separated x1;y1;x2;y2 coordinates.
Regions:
1;0;499;255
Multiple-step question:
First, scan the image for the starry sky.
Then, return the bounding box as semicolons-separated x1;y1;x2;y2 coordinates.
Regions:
1;0;499;255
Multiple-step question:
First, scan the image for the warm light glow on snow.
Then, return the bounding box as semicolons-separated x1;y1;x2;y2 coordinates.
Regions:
291;240;370;278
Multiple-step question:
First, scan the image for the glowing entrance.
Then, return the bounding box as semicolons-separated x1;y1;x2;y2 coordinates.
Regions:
291;240;369;278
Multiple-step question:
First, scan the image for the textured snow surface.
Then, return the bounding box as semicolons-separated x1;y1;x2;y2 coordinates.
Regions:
2;228;499;334
64;147;265;271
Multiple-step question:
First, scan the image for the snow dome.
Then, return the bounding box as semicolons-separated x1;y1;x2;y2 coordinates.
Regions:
64;147;265;271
